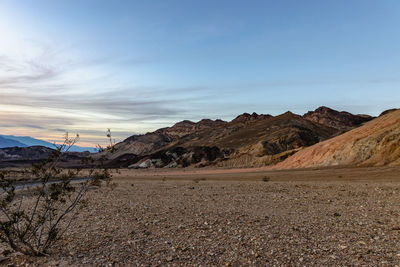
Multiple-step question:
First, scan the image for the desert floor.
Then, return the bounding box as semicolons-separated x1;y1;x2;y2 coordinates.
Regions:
5;166;400;266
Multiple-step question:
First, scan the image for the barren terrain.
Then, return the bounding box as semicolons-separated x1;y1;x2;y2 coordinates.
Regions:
109;107;362;169
2;166;400;266
276;109;400;169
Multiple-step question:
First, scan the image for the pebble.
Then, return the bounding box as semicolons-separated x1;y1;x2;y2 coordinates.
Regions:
4;180;400;266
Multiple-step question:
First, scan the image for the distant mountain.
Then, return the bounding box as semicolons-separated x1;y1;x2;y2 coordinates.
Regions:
0;146;91;168
108;107;369;169
0;135;98;153
275;109;400;169
0;136;28;148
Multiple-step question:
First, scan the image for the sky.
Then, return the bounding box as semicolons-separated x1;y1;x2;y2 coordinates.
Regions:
1;0;400;146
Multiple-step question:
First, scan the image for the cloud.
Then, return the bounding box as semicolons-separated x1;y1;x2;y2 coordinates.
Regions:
0;43;217;145
0;59;54;85
6;37;395;146
1;88;190;118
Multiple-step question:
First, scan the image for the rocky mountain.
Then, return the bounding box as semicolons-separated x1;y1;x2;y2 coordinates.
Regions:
161;119;227;137
274;109;400;169
231;112;272;123
111;118;226;160
303;106;374;131
0;136;28;148
1;107;376;169
109;107;370;169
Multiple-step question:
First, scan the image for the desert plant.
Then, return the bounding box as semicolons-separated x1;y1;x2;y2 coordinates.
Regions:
0;130;115;256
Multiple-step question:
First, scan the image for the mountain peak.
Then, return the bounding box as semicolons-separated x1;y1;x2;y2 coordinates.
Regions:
303;107;374;131
232;112;272;123
314;106;335;112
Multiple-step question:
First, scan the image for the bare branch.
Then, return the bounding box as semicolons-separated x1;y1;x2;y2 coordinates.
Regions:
0;131;114;256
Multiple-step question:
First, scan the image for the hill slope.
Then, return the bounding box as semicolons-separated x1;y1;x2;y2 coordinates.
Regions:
275;109;400;169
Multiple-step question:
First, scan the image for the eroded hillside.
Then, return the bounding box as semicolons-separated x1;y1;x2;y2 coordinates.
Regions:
275;109;400;169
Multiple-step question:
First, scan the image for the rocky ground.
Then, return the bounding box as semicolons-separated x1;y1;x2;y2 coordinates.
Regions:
2;167;400;266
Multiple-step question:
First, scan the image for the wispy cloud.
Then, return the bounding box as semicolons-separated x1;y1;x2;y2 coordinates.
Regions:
0;56;58;86
0;42;215;145
2;36;395;146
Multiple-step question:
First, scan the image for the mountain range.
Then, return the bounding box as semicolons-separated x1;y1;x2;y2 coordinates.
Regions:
4;106;399;170
0;135;98;153
107;106;375;168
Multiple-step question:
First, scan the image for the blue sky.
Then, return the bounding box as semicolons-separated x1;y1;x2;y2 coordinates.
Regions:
0;0;399;145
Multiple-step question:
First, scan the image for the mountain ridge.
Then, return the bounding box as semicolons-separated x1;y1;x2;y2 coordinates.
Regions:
0;136;28;148
1;106;381;169
109;106;374;168
303;106;374;131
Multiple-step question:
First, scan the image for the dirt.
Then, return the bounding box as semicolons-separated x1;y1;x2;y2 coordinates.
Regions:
3;166;400;266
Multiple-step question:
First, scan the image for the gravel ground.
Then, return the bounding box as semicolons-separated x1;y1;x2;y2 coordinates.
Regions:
3;170;400;266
